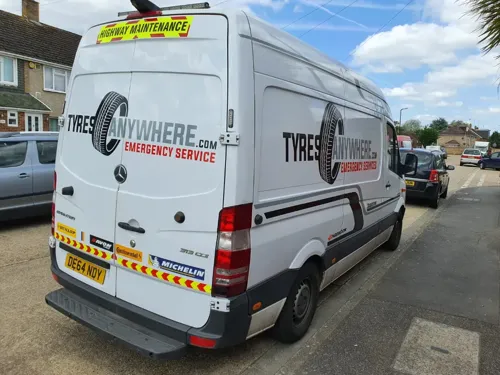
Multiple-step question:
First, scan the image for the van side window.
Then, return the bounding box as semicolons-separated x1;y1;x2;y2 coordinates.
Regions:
435;154;444;169
386;123;398;173
0;141;28;168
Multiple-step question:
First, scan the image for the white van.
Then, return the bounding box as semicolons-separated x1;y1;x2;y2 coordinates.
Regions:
45;2;417;359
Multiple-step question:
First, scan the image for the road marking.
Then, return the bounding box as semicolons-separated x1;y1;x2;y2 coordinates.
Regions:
393;318;479;375
477;174;485;187
461;169;479;189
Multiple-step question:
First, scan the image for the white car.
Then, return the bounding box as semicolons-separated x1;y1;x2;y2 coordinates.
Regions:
460;148;482;166
45;0;418;359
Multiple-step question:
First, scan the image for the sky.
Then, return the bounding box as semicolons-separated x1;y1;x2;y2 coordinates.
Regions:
2;0;500;131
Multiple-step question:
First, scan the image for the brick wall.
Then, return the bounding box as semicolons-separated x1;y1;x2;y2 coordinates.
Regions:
0;110;49;132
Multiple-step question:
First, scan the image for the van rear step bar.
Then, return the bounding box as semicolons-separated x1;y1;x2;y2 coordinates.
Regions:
46;288;186;359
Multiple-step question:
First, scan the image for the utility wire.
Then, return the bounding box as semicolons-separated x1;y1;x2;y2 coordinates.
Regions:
298;0;360;38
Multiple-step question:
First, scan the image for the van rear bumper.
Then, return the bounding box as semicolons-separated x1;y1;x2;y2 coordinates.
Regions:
46;247;251;358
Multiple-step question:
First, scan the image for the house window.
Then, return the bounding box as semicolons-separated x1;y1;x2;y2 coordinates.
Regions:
44;66;70;93
7;111;18;127
0;56;17;86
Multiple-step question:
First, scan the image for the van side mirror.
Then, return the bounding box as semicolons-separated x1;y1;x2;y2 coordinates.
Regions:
401;153;418;176
446;165;455;171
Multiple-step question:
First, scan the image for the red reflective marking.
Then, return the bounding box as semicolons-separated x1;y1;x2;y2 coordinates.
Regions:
151;269;158;278
133;35;138;39
100;252;107;259
185;280;193;288
141;266;148;274
126;20;139;24
150;33;165;38
112;253;117;260
131;262;138;271
121;259;128;267
171;16;187;20
179;25;190;38
144;18;158;22
161;273;169;281
173;276;181;284
106;23;117;28
111;37;122;42
197;283;206;292
96;41;101;44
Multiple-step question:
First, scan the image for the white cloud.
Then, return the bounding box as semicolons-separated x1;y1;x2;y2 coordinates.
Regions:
293;4;303;13
480;96;500;101
489;107;500;113
351;23;477;72
382;54;498;103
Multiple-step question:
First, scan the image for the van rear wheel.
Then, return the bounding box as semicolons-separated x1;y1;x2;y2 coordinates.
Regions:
272;262;320;343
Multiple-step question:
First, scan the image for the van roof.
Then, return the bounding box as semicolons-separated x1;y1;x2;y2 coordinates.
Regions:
0;132;59;141
92;7;388;106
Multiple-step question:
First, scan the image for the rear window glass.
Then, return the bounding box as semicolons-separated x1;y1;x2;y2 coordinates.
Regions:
0;141;28;168
463;149;480;155
36;141;57;164
400;151;432;170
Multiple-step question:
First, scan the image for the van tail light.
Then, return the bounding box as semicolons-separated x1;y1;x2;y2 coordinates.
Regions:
51;171;57;235
429;170;439;183
126;10;162;19
212;203;253;298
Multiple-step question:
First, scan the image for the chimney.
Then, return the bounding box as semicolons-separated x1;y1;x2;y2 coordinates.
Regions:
22;0;39;22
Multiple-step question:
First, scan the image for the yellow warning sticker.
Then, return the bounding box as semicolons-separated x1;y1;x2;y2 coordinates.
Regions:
57;223;77;238
96;16;194;44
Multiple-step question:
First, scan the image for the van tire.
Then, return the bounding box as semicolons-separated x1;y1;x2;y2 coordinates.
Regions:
318;103;344;185
272;262;320;343
92;91;128;156
383;216;402;251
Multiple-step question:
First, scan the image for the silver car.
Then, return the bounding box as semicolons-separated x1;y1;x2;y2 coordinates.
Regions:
0;132;58;221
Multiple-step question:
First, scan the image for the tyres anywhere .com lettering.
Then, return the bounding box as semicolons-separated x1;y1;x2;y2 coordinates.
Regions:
66;91;217;163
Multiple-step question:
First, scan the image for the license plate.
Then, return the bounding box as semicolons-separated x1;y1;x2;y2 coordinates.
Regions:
64;253;106;285
405;180;415;186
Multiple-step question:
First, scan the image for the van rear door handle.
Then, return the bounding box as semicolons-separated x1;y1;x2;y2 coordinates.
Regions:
385;182;391;188
18;173;29;179
118;222;145;234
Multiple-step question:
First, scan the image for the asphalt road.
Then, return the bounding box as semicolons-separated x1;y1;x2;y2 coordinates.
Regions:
1;155;497;375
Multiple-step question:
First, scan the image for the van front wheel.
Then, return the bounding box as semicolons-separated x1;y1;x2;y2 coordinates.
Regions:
272;262;320;343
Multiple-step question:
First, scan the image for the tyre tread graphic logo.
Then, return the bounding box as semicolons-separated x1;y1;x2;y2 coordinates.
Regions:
93;91;128;156
318;102;344;185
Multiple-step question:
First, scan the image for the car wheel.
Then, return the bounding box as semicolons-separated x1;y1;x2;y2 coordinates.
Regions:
479;162;485;169
441;187;448;199
383;216;402;251
460;162;464;166
429;187;440;209
272;262;320;343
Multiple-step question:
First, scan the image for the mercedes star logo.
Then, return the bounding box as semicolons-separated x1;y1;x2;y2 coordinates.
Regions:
114;164;127;184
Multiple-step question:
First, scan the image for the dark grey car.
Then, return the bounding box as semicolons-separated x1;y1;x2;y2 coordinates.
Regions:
0;132;58;221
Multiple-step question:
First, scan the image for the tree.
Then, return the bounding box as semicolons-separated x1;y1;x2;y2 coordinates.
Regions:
466;1;500;60
416;127;439;147
429;117;449;132
489;131;500;147
402;119;422;133
449;120;469;127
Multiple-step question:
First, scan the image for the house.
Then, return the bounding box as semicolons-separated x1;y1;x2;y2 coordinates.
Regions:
475;129;491;141
438;125;481;148
0;0;81;133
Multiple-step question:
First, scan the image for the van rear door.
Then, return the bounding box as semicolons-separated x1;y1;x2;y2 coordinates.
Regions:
54;41;137;296
108;14;228;328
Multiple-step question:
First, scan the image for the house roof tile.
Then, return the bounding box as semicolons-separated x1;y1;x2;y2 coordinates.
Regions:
0;10;81;67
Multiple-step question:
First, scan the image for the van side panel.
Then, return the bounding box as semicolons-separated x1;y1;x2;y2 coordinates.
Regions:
249;38;347;291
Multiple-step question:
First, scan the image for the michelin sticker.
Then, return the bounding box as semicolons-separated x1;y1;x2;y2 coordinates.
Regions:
149;255;205;281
